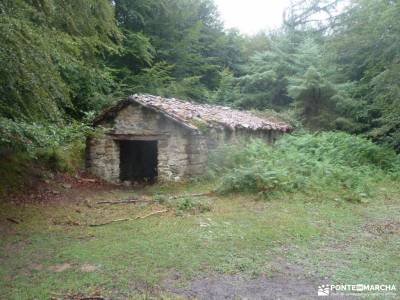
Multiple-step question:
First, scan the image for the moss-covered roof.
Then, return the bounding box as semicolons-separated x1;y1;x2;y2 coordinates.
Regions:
94;94;292;132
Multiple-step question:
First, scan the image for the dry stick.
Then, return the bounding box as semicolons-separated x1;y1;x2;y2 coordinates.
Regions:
79;178;97;183
89;209;168;227
6;218;20;224
96;198;151;205
135;209;168;219
168;192;213;200
67;215;81;226
96;192;212;205
89;218;133;227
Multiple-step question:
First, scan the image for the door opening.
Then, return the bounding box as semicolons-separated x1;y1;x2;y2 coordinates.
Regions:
119;140;158;183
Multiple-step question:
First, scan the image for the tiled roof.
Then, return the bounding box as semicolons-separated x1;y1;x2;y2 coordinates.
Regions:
94;94;292;132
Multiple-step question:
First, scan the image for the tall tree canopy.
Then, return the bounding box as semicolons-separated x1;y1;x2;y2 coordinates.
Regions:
0;0;120;121
1;0;400;151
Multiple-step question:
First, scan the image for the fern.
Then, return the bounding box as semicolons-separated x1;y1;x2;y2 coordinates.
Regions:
208;132;400;201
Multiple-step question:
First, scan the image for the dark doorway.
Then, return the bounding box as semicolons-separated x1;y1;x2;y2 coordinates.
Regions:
119;140;158;183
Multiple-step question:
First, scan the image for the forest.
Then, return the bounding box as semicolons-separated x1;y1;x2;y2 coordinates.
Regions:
1;0;399;155
0;1;399;299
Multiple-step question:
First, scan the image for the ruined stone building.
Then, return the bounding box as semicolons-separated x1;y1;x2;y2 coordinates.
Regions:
86;94;292;183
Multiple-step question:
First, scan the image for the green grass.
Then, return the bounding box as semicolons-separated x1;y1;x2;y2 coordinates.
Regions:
0;181;399;299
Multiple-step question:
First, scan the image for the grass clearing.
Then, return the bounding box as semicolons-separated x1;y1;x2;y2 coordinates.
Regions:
0;180;399;299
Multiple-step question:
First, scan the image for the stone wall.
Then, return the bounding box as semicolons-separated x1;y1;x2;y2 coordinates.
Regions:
87;103;284;183
87;103;208;183
86;136;120;182
203;127;282;153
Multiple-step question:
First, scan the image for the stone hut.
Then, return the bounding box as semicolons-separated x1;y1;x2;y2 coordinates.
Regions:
86;94;292;183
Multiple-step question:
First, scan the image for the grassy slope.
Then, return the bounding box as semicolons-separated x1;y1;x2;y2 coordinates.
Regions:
0;181;399;299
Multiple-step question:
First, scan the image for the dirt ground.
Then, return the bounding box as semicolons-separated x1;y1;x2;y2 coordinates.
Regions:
169;274;318;300
163;258;325;300
1;172;399;299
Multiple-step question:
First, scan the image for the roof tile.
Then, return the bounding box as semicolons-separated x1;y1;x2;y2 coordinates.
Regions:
95;94;292;132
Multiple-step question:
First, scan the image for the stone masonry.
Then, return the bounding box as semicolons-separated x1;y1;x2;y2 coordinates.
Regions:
86;95;291;183
87;103;208;182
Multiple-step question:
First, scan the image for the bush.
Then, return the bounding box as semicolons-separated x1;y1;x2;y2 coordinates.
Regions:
0;118;93;158
174;197;212;215
278;132;399;172
153;195;212;216
0;118;96;189
208;132;400;201
0;153;33;197
37;140;86;172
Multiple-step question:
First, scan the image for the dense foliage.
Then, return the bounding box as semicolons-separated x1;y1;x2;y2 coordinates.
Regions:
209;132;400;201
0;117;93;156
0;0;119;121
1;0;399;157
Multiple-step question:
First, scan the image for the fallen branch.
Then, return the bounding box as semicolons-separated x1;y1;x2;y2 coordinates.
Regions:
168;192;213;200
79;178;97;183
6;218;21;224
135;209;168;219
89;209;168;227
67;216;81;226
95;192;213;205
96;198;151;205
89;218;133;227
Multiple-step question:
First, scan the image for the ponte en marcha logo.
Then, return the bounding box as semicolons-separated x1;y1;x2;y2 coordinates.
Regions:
318;284;397;297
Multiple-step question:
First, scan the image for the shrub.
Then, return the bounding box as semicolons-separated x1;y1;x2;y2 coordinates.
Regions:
278;132;400;172
0;118;96;184
0;118;93;157
37;140;86;172
0;152;32;197
208;132;400;201
157;196;212;216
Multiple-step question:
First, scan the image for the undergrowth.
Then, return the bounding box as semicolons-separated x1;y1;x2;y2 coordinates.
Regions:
0;118;97;196
0;118;94;157
0;153;34;197
208;132;400;202
154;194;212;216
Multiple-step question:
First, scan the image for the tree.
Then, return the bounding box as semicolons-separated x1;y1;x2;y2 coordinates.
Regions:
0;0;120;121
283;0;346;32
289;67;338;129
326;0;400;148
112;0;246;101
211;69;240;105
236;32;325;110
